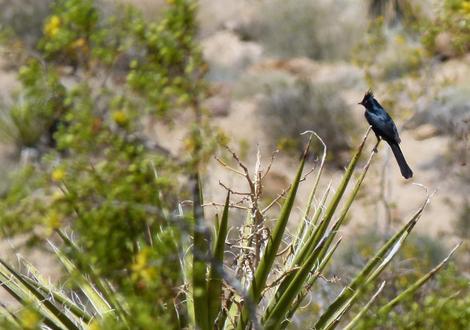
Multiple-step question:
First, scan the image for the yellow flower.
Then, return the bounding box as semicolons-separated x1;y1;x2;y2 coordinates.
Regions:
20;309;40;330
44;15;61;37
51;168;65;182
87;320;102;330
395;34;406;45
461;2;470;15
52;189;64;201
71;37;87;49
112;110;129;126
44;210;61;230
131;248;156;283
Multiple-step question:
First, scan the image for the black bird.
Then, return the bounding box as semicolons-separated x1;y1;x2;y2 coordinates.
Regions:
359;90;413;179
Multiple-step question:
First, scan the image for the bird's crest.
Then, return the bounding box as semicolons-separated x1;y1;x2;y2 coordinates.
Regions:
364;89;374;99
359;89;374;105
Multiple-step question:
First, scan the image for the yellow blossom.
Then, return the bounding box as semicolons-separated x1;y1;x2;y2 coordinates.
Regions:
395;34;406;45
71;37;87;49
461;2;470;15
131;248;156;283
20;309;40;330
87;320;102;330
44;15;61;37
52;189;65;201
51;168;65;182
112;110;129;126
44;210;61;230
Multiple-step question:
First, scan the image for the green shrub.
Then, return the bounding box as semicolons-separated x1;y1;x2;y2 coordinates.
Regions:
356;264;470;329
330;229;468;330
0;59;65;149
0;0;206;327
422;0;470;57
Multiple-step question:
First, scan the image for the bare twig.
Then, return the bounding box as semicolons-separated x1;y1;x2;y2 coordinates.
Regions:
261;149;279;180
215;156;245;177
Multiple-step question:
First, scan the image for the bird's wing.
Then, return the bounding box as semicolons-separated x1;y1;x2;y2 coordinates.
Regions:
391;119;401;144
365;111;401;143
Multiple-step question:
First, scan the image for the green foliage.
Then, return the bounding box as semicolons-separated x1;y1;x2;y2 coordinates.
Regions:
0;0;205;328
334;229;467;329
0;59;65;148
455;199;470;238
422;0;470;57
356;264;470;329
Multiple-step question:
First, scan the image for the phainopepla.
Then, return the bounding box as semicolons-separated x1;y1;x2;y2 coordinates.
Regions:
358;90;413;179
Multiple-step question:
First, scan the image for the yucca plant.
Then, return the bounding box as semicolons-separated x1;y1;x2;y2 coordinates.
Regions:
0;128;460;329
184;128;460;330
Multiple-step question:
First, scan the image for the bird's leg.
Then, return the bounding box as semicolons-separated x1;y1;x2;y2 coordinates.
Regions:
373;133;381;153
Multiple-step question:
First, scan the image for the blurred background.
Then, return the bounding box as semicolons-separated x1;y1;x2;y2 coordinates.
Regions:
0;0;468;328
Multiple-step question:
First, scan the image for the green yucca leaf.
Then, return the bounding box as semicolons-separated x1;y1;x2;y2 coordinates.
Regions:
192;173;210;330
16;256;91;324
378;242;461;315
265;129;372;321
49;241;112;318
303;128;371;256
263;235;329;329
208;192;230;328
317;139;379;262
55;230;130;328
20;256;92;322
0;258;80;330
237;134;313;329
0;303;20;327
298;128;371;269
315;195;430;329
343;281;386;330
293;184;332;260
178;202;196;329
19;271;92;324
292;131;327;249
281;237;343;329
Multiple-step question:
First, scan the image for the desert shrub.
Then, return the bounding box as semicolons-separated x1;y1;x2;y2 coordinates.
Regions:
236;0;366;60
411;84;470;186
330;228;470;329
353;15;426;82
356;264;470;329
339;229;447;278
0;0;52;47
367;0;423;27
422;0;470;58
0;60;65;149
412;85;470;135
0;0;207;328
455;199;470;238
258;77;357;161
379;36;425;80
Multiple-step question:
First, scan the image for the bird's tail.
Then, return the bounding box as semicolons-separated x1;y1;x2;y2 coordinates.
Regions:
389;143;413;179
